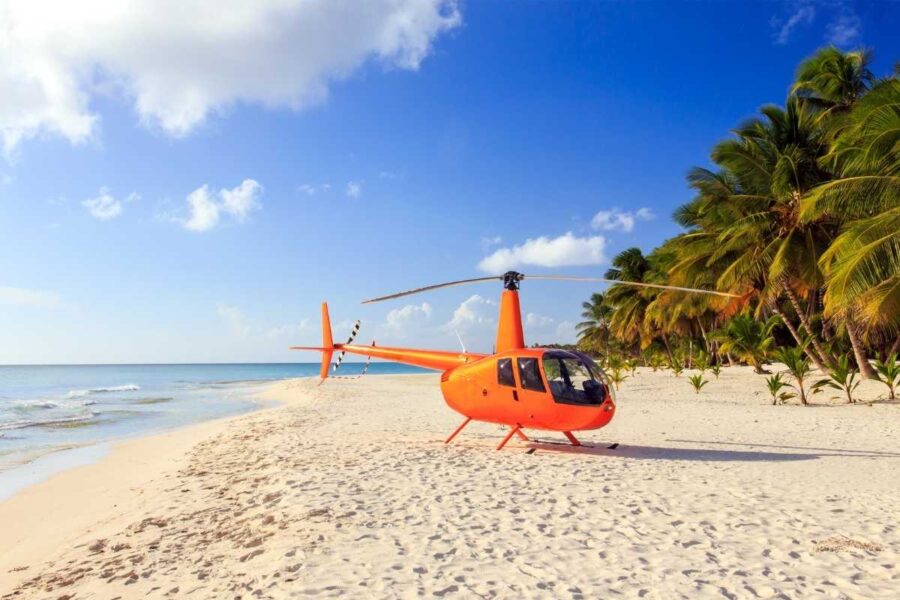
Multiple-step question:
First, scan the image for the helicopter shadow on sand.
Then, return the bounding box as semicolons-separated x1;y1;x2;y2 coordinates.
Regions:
518;439;877;462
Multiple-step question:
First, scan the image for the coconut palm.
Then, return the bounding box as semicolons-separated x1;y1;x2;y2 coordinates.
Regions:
576;292;613;356
801;77;900;369
579;47;897;374
712;315;779;373
604;248;671;357
792;46;874;123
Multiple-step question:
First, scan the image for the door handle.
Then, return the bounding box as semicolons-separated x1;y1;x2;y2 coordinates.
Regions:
512;389;519;401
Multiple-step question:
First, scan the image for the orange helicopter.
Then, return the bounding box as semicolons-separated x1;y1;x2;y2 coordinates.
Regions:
291;271;736;450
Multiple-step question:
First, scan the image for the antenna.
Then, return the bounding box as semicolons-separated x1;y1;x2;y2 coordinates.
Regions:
454;329;467;353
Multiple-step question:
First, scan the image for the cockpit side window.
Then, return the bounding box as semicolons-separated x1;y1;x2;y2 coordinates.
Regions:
517;358;545;392
543;351;605;405
497;358;516;387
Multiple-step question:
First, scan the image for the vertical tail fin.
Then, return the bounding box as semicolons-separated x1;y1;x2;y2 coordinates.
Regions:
288;302;335;383
319;302;334;381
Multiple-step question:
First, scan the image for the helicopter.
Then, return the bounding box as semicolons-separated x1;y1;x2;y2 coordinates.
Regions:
291;271;737;450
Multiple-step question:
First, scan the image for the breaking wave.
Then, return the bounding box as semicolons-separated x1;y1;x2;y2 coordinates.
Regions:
65;384;140;398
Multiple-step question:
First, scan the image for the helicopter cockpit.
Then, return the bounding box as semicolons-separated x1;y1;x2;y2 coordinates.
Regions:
542;350;610;406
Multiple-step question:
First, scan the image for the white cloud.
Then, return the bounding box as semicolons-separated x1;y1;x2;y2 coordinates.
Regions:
182;179;262;232
384;302;432;337
0;286;61;308
554;320;577;344
184;186;221;232
478;232;607;273
446;294;496;331
345;181;362;198
266;318;312;339
297;183;331;196
771;3;816;45
220;179;262;221
82;188;123;220
0;0;461;154
590;207;653;233
525;312;554;328
825;8;861;46
216;302;251;337
81;188;138;221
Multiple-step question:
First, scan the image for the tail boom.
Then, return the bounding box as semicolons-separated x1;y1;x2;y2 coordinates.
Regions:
289;302;484;379
336;343;485;372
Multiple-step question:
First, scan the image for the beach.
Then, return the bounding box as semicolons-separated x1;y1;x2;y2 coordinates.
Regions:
1;368;898;598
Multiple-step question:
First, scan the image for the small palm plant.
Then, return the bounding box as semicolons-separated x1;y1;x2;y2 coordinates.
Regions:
712;315;778;374
608;366;627;391
670;359;684;377
695;350;710;374
776;346;812;405
688;374;708;394
812;355;861;404
874;353;899;400
710;363;722;379
766;373;796;405
649;353;665;372
625;357;639;376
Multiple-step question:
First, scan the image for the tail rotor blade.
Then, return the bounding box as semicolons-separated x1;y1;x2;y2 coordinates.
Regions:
333;320;362;374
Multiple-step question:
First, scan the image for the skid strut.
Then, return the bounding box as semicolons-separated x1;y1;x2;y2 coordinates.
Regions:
563;431;581;446
497;425;524;451
445;417;472;444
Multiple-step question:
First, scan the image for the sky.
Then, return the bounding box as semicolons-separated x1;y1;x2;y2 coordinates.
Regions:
1;0;898;364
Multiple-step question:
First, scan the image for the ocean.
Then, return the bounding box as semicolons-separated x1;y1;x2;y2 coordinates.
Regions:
0;363;427;498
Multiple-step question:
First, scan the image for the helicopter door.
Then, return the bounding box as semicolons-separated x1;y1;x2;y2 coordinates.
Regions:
497;358;518;402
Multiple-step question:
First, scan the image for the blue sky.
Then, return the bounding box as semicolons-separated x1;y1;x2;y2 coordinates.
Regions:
1;0;898;364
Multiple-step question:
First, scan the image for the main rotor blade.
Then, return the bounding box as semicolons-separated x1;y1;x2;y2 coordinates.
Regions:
523;275;740;298
362;276;502;304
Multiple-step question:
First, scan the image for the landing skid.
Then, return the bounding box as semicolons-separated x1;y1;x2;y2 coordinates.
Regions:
445;419;588;451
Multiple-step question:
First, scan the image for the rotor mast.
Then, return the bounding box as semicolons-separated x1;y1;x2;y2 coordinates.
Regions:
495;271;525;352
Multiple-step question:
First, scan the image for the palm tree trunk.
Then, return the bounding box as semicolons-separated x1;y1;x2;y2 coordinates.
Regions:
661;332;674;365
846;317;878;379
781;284;837;370
890;336;900;357
698;318;710;353
768;300;829;373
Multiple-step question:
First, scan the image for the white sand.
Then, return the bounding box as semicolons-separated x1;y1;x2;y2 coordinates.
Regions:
1;367;898;598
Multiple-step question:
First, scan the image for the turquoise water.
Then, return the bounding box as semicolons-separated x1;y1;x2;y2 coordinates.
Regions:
0;363;427;474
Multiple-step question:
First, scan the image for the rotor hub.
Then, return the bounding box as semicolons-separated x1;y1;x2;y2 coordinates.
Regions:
502;271;524;291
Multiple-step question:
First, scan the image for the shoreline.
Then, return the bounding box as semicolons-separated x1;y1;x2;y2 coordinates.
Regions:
2;369;898;598
0;387;291;593
0;380;277;503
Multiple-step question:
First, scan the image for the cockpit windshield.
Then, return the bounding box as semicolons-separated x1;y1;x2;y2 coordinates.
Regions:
542;351;607;405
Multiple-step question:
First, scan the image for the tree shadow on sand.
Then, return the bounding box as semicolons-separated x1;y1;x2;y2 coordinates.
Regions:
666;438;900;458
523;439;820;462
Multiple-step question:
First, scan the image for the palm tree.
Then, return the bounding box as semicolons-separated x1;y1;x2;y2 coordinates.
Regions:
801;77;899;377
671;99;837;373
711;315;778;373
580;47;896;377
793;46;874;122
576;292;613;356
604;248;657;350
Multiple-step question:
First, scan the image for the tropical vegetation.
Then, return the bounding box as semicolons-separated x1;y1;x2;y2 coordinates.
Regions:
577;46;899;395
